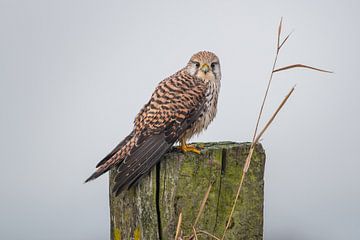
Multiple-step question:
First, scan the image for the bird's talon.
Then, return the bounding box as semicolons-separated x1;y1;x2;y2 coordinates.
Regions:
177;144;202;154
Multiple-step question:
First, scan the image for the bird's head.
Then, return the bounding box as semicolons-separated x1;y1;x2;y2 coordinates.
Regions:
185;51;221;82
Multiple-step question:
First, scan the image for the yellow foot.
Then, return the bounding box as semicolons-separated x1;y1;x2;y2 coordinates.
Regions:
177;144;201;154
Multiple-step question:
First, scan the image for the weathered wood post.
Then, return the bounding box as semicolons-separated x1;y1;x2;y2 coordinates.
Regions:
109;142;265;240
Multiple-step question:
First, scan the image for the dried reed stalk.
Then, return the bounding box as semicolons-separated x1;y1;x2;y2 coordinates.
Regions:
197;230;221;240
175;18;331;240
193;183;213;228
175;212;182;240
220;18;331;240
221;87;295;239
273;64;332;73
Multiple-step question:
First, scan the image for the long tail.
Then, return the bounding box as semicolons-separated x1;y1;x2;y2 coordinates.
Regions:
85;130;174;195
84;131;135;183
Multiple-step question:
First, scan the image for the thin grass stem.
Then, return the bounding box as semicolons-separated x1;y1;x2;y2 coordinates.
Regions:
175;212;182;240
193;183;212;228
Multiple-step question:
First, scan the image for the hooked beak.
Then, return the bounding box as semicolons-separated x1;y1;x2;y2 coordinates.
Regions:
200;63;210;74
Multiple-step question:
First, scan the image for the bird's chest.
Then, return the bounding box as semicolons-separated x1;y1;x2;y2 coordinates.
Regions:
192;81;220;134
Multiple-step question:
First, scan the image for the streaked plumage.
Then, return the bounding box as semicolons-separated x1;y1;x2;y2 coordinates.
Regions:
85;51;221;195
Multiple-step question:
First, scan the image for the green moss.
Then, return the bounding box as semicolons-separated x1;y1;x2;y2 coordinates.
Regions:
109;142;265;240
134;227;141;240
113;228;121;240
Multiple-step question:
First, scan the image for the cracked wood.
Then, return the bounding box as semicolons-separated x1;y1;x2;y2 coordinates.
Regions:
109;142;265;240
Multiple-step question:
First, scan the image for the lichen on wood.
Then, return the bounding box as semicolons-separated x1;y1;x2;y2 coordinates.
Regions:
109;142;265;240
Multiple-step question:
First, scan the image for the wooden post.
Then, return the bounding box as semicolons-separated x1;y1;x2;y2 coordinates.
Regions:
109;142;265;240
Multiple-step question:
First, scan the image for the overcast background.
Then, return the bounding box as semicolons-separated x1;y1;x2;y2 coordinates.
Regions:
1;0;359;239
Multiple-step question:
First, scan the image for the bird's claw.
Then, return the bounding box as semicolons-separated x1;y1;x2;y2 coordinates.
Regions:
177;144;202;154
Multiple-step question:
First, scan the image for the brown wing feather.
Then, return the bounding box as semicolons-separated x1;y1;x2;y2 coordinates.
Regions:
112;96;206;194
95;130;135;168
111;71;207;194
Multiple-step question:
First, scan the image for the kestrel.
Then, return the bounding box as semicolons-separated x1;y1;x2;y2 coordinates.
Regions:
85;51;221;195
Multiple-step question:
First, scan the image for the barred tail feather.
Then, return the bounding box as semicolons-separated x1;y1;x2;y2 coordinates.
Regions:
84;131;135;183
84;167;108;183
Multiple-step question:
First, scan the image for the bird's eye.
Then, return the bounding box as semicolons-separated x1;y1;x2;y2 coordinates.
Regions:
211;62;216;68
194;62;200;68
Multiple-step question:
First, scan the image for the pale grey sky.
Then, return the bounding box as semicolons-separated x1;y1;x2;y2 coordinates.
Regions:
0;0;359;239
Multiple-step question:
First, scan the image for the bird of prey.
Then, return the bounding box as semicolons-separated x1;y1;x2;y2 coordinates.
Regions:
85;51;221;195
